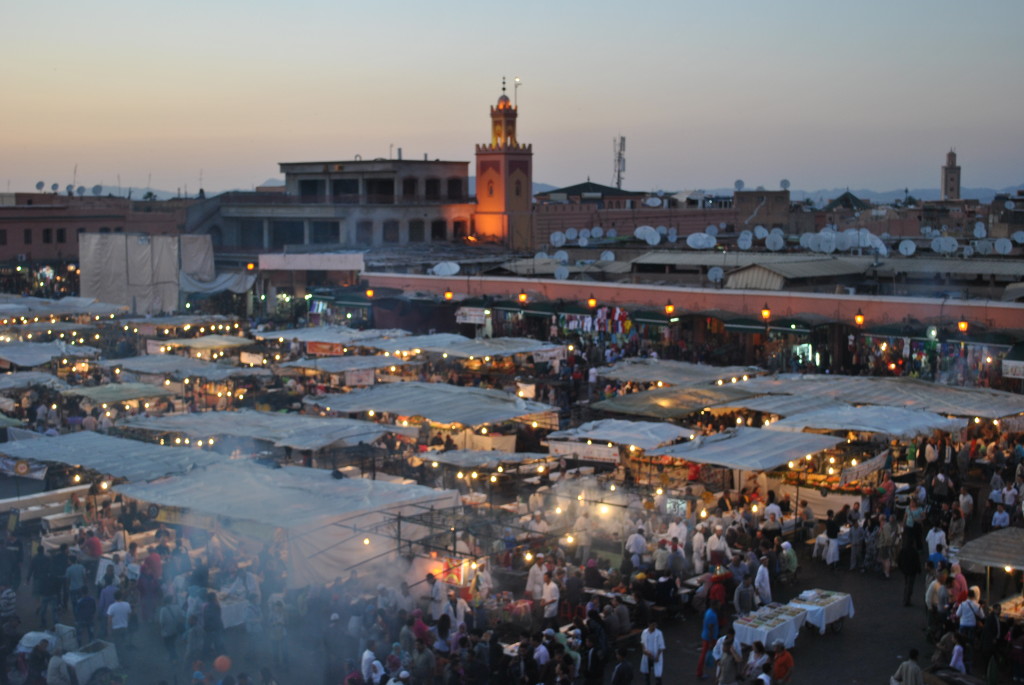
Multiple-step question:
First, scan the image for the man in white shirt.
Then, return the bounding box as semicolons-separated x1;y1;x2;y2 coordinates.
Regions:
959;487;974;521
763;500;783;522
526;555;547;599
754;556;772;605
706;525;729;567
574;511;593;563
1002;484;1018;511
625;528;648;571
925;523;947;557
666;516;687;544
639;620;666;685
425;573;446;622
541;572;560;630
691;525;706;575
527;512;550;542
106;590;132;650
362;639;378;683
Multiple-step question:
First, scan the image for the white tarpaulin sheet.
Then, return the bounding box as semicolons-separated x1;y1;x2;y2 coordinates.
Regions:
597;358;762;386
305;382;556;427
61;382;175;403
163;335;252;350
765;405;967;439
98;356;272;382
356;334;565;360
0;295;123;318
711;394;848;417
0;372;68;392
121;409;417;450
547;419;695;450
658;426;845;471
425;450;551;470
253;326;410;345
179;270;255;295
115;462;460;588
738;374;1024;420
279;356;410;374
0;342;99;368
0;432;222;482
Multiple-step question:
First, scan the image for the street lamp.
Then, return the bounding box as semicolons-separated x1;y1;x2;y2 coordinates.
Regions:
957;317;969;334
443;289;454;301
760;303;771;334
587;294;597;309
365;288;374;298
854;308;865;327
517;290;528;304
664;301;675;316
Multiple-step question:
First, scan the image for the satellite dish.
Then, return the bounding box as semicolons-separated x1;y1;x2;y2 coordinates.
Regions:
962;245;975;258
565;227;578;240
600;250;615;262
765;234;784;251
431;261;461;276
554;265;570;281
754;225;768;240
644;231;661;246
898;240;916;256
734;179;745;191
685;233;703;249
995;238;1012;255
35;181;45;191
578;236;589;248
1006;200;1016;210
945;237;959;253
975;221;985;232
703;234;718;249
930;237;944;253
667;227;677;237
656;189;665;197
719;222;727;229
739;230;752;241
737;234;752;250
591;226;603;238
553;250;569;264
780;179;791;190
76;186;85;196
805;234;821;252
644;197;662;208
798;233;812;249
65;184;74;194
973;224;987;239
976;240;993;256
91;185;103;196
834;232;850;251
579;228;591;240
819;231;836;254
769;227;784;238
707;266;724;283
605;228;617;238
1012;231;1024;245
706;224;718;237
50;183;59;192
656;225;667;235
550;231;566;247
920;225;932;236
534;251;549;260
634;225;653;239
667;233;678;243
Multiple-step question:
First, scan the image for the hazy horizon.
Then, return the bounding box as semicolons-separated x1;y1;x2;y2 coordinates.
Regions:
2;0;1022;196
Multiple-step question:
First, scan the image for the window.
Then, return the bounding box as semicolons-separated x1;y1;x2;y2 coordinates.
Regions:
425;179;441;201
430;219;447;241
356;221;374;245
447;178;463;200
23;229;31;245
408;220;425;243
0;230;6;246
382;220;399;243
56;228;66;243
515;180;522;197
402;178;418;200
487;181;494;197
43;228;53;244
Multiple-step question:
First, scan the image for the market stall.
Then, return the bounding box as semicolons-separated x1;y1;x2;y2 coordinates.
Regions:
733;604;807;649
0;341;100;370
596;358;762;388
787;588;855;633
955;527;1024;604
591;383;755;420
279;355;412;388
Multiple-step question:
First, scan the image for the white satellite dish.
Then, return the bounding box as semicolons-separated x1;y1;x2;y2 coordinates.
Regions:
35;181;45;191
780;179;791;190
1012;231;1024;245
737;234;752;250
91;185;103;196
898;240;916;256
806;234;821;252
765;234;784;251
644;197;662;208
534;251;549;260
962;245;975;258
550;231;566;247
431;261;461;276
656;225;667;235
579;228;591;240
754;225;768;240
591;226;603;238
769;227;784;238
706;224;718;237
606;228;617;238
834;232;850;251
719;222;727;229
578;236;589;248
644;231;661;246
707;266;725;283
739;229;752;241
685;233;703;249
667;233;678;243
1006;200;1016;210
798;233;811;249
995;238;1012;255
667;227;677;237
600;250;616;262
554;265;570;281
975;221;985;232
973;224;987;239
930;237;943;253
565;227;578;240
553;250;569;264
976;240;993;256
920;225;932;236
734;179;745;191
635;225;653;239
819;231;836;254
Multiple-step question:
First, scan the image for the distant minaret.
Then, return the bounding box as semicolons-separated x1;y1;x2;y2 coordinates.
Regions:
941;149;961;201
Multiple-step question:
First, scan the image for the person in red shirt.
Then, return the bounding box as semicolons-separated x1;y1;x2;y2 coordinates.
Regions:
82;531;103;559
771;640;794;683
143;547;163;580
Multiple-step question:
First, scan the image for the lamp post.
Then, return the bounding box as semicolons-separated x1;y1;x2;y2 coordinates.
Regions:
760;303;771;367
664;301;675;316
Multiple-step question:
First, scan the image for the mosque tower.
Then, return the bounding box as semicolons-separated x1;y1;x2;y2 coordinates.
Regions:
941;149;961;201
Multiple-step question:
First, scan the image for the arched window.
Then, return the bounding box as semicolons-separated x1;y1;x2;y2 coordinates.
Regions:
515;180;522;197
487;181;494;197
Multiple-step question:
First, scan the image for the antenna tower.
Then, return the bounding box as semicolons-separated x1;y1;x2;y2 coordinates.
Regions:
613;136;626;189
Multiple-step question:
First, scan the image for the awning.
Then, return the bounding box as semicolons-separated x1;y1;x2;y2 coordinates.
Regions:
0;342;100;368
592;384;754;419
547;419;695;450
163;335;253;350
0;432;222;482
0;372;68;392
252;326;409;346
956;527;1024;570
765;405;967;439
98;356;273;382
657;427;845;471
426;450;552;470
62;382;175;403
596;359;761;387
710;394;848;417
304;381;556;427
279;356;410;373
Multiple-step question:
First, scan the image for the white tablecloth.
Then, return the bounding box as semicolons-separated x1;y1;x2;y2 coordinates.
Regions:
732;605;806;649
812;528;851;559
63;641;119;685
787;590;855;634
220;597;248;629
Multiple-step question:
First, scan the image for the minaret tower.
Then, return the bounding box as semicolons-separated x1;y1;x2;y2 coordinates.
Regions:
475;78;533;249
941;149;961;201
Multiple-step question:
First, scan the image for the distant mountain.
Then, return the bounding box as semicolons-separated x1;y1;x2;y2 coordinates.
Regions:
695;184;1023;206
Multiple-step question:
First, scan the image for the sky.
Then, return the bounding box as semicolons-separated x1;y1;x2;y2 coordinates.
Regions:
2;0;1022;196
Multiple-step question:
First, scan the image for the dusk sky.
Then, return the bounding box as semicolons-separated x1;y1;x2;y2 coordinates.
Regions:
2;0;1022;195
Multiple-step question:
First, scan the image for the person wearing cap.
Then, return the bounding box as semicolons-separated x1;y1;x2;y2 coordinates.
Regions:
386;670;410;685
541;571;561;630
639;619;665;685
706;525;728;568
691;525;706;575
425;573;446;622
754;555;772;605
625;527;648;572
526;554;547;600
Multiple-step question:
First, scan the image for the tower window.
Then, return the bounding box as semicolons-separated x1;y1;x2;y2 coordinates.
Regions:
488;181;494;198
515;180;522;197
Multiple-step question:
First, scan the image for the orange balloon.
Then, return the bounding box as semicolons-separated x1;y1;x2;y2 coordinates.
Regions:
213;655;232;673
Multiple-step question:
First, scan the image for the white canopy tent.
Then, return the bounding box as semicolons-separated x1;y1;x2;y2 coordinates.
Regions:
657;427;845;471
305;382;556;428
98;356;273;382
0;372;68;392
0;432;223;483
115;462;460;587
765;405;967;439
547;419;695;451
596;358;762;387
425;450;552;470
710;394;848;418
0;295;125;318
0;342;100;369
355;333;565;360
253;326;409;345
121;409;417;451
162;335;253;351
61;382;175;404
279;356;411;374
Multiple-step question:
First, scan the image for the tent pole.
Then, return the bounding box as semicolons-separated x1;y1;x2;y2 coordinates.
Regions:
986;566;991;605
